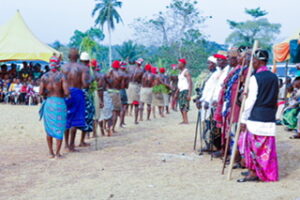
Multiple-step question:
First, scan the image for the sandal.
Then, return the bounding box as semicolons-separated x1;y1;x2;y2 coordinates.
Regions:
289;135;300;139
233;163;246;169
241;171;250;176
237;176;259;183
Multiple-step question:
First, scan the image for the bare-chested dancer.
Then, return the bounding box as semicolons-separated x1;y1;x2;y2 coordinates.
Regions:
78;52;94;147
39;64;69;158
159;67;171;114
139;64;154;121
61;49;89;152
106;61;123;134
127;58;144;124
119;62;130;127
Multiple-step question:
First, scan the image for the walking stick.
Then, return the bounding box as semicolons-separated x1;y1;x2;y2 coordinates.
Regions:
193;109;201;150
221;58;246;175
209;108;214;161
227;40;259;180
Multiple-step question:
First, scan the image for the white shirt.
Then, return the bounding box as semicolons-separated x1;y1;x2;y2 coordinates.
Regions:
241;76;276;136
178;69;189;91
200;67;221;105
212;65;231;102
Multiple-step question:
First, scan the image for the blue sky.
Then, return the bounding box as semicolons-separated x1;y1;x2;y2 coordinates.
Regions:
0;0;298;45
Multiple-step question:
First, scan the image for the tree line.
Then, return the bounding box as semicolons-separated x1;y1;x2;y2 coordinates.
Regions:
50;0;281;77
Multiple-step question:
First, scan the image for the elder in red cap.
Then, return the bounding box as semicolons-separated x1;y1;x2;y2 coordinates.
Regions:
177;57;193;124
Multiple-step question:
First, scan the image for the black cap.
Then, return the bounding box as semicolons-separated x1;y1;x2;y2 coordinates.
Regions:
254;49;269;62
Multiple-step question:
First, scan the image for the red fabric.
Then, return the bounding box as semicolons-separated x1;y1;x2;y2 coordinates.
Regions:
178;59;187;65
132;101;139;105
112;60;121;69
171;64;177;69
214;54;227;60
277;101;286;106
273;42;290;62
159;67;166;73
145;64;152;72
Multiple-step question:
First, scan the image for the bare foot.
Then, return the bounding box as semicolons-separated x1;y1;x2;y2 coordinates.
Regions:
135;121;139;125
179;122;189;125
55;154;64;159
79;142;91;147
66;147;80;152
49;154;55;159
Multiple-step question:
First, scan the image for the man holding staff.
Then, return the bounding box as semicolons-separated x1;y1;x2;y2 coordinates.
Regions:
238;49;279;182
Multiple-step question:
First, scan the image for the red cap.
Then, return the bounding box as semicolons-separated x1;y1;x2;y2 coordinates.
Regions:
214;54;227;60
178;59;187;65
151;67;157;74
145;64;152;72
171;64;177;69
112;60;121;69
159;67;166;73
90;59;98;67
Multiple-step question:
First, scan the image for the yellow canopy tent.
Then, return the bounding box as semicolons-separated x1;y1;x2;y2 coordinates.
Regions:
0;11;60;62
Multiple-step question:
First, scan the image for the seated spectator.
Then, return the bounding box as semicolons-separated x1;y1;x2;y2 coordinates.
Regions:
32;64;43;80
19;82;28;104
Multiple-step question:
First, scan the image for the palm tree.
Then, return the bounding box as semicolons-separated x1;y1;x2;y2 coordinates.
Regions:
92;0;123;65
116;40;143;62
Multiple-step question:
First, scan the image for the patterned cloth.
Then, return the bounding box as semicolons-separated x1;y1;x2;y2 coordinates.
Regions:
244;131;279;182
39;97;67;140
140;87;153;104
79;89;95;132
99;91;113;121
108;89;122;111
65;88;86;129
127;82;141;104
120;89;128;105
93;90;100;120
178;90;189;112
163;93;170;107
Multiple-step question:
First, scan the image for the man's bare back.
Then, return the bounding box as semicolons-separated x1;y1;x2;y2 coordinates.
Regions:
39;71;69;98
107;69;123;90
142;72;154;88
128;65;144;84
61;62;89;89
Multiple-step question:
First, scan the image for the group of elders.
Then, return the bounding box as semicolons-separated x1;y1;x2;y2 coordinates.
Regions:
198;47;279;183
39;49;193;158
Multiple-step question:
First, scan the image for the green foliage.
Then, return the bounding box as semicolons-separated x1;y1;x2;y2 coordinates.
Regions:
245;7;268;19
115;40;144;62
226;8;281;51
92;0;123;30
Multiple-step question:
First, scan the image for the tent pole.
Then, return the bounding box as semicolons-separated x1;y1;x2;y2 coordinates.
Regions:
284;60;289;106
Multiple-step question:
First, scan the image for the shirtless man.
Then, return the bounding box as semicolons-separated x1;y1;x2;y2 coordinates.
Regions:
159;67;171;114
170;64;179;111
119;62;130;127
152;67;170;117
106;60;123;134
139;64;154;121
79;52;94;147
127;58;144;124
61;49;89;152
39;65;69;158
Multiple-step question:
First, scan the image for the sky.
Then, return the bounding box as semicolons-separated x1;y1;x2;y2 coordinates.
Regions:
0;0;298;45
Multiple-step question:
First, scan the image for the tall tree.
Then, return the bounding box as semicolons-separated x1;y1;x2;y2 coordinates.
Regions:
226;7;281;50
92;0;123;65
115;40;144;62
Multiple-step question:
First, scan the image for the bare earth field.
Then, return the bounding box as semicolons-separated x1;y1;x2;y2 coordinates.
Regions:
1;104;300;200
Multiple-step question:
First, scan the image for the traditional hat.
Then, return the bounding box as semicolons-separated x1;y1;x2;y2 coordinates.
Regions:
227;48;239;57
178;58;187;65
112;60;121;69
159;67;166;73
151;67;157;74
214;50;228;60
90;59;98;68
171;64;177;69
136;58;144;65
207;56;217;64
144;64;152;72
254;49;269;62
120;61;127;70
80;52;90;61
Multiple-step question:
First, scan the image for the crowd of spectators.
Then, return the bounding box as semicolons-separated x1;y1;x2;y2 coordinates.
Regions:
0;62;48;105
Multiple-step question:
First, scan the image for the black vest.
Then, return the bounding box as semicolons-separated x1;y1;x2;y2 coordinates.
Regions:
248;71;279;122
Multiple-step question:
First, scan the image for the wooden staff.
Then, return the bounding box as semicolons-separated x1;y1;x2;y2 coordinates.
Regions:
227;40;259;180
221;57;246;175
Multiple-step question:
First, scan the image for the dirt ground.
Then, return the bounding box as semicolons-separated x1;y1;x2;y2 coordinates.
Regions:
1;104;300;200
